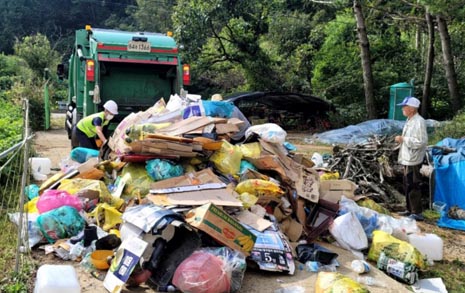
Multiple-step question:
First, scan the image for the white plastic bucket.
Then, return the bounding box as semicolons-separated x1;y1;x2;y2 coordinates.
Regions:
408;233;443;261
29;157;51;175
34;264;80;293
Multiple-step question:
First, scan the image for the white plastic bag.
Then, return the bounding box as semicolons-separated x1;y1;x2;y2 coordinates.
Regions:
166;93;185;112
245;123;287;144
8;212;43;248
329;212;368;251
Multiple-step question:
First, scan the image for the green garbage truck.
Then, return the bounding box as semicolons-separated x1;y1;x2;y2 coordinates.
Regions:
62;25;190;147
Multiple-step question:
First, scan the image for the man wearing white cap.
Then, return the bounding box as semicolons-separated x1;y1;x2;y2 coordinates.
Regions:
395;96;428;221
75;100;118;149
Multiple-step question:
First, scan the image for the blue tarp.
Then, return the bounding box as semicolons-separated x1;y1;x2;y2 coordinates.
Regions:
311;119;441;145
432;138;465;230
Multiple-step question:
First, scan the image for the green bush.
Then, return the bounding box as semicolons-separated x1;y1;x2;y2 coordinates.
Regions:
430;110;465;144
0;100;22;152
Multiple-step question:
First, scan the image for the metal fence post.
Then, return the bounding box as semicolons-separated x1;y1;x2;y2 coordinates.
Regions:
15;99;30;272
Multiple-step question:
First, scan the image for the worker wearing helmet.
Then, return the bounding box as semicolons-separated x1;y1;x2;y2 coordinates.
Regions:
75;100;118;149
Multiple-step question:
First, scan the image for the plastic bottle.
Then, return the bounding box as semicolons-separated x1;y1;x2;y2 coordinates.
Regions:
356;276;387;288
351;260;370;274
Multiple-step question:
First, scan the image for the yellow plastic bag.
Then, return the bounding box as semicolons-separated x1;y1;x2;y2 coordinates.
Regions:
121;163;153;198
238;192;259;209
24;197;39;214
235;179;284;197
368;230;426;270
87;203;122;231
125;122;172;142
239;142;261;158
357;198;391;215
319;171;340;181
209;140;242;175
315;272;369;293
58;178;124;209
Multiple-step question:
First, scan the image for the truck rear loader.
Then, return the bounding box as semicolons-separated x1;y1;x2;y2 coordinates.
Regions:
62;25;190;147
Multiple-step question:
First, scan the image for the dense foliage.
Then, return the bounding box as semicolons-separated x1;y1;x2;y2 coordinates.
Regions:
0;99;22;152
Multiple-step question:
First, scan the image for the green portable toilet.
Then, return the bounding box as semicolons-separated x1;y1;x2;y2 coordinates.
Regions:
389;82;414;120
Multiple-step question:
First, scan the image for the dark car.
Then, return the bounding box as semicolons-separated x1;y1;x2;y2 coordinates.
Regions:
226;91;334;132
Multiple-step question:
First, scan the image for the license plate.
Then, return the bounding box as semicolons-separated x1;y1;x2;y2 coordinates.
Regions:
127;41;151;52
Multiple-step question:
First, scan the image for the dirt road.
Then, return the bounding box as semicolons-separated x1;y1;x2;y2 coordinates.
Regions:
31;122;435;293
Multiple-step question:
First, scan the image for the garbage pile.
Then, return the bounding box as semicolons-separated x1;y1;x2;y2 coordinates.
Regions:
20;93;446;292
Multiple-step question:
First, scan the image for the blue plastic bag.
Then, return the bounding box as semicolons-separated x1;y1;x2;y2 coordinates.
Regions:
145;159;184;181
202;101;234;118
70;147;99;163
37;206;86;243
25;184;40;200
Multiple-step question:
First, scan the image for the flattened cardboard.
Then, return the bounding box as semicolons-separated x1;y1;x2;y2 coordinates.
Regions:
215;123;239;134
158;186;242;207
240;168;270;181
158;116;225;136
296;167;320;203
235;210;272;232
74;168;105;180
77;157;99;173
228;117;246;127
250;139;319;202
319;179;357;203
129;139;194;153
147;169;242;207
150;168;222;189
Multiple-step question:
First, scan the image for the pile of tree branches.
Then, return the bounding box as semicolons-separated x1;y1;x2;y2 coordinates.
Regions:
326;135;405;205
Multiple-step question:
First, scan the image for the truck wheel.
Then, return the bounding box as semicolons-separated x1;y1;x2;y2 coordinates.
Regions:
71;126;79;149
65;103;76;139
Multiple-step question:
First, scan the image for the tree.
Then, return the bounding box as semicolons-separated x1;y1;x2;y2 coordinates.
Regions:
126;0;175;32
173;0;283;92
353;0;376;119
421;11;434;117
419;0;465;114
436;16;461;112
13;34;60;80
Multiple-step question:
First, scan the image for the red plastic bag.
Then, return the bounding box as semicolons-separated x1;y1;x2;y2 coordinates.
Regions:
172;250;231;293
36;190;83;214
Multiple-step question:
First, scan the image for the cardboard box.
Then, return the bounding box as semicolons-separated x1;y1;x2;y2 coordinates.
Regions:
186;203;256;255
103;236;148;293
319;179;357;203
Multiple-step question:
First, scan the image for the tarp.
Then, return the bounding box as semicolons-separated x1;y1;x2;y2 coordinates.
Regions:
431;138;465;230
312;119;441;145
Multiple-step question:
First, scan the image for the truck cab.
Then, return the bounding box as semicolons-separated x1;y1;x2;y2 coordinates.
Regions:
64;25;190;147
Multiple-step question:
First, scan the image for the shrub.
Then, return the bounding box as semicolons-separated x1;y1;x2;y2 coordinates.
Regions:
430;110;465;144
0;100;22;152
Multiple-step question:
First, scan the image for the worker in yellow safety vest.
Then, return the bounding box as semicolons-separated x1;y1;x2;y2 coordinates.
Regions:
75;100;118;150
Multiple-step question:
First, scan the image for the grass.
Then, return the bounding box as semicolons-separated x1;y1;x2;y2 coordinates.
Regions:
0;264;34;293
422;209;441;221
50;113;66;129
0;217;37;293
420;259;465;292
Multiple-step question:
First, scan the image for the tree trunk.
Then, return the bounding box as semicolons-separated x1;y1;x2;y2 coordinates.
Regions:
437;15;461;113
422;12;434;118
353;0;376;119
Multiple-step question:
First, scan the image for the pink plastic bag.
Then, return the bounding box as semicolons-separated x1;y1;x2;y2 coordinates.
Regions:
36;190;83;214
172;250;231;293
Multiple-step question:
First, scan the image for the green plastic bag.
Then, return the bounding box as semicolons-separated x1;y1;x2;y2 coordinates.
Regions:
37;206;85;243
